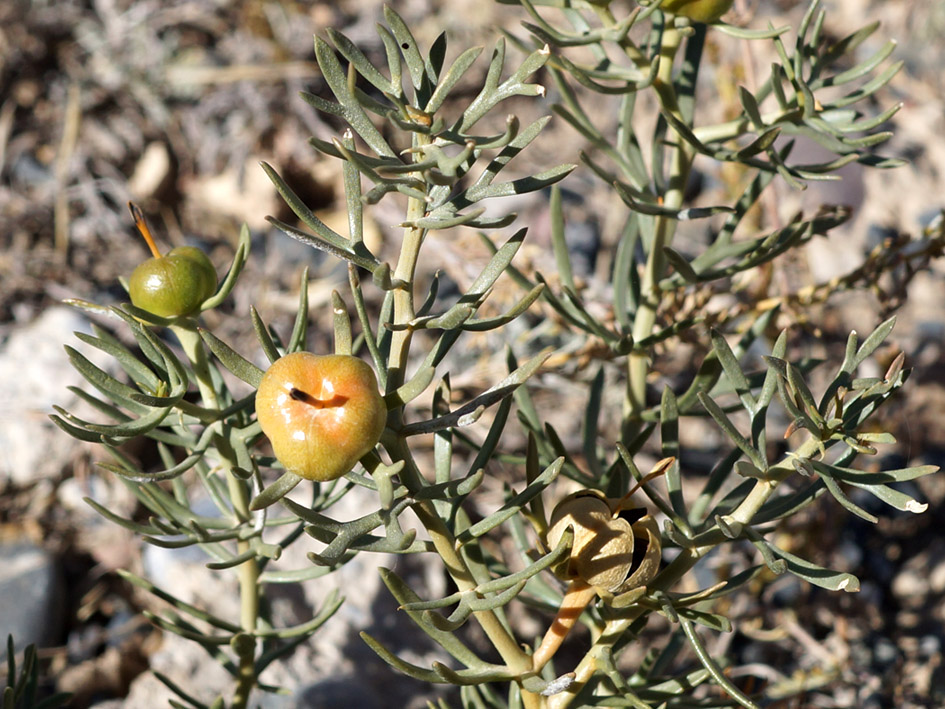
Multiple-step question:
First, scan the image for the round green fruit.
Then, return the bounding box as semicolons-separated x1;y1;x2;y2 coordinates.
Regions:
129;246;217;318
255;352;387;482
658;0;733;23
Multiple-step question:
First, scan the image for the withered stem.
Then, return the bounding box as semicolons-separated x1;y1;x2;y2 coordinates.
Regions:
532;580;597;672
128;202;163;259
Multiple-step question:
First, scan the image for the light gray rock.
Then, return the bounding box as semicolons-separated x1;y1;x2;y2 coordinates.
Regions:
0;307;105;484
0;541;63;655
115;484;446;707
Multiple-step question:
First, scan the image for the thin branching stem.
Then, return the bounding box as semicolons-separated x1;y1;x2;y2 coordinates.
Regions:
625;24;691;429
382;123;543;705
387;135;431;395
172;323;260;709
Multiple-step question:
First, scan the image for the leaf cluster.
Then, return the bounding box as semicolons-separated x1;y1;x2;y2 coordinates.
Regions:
50;3;941;709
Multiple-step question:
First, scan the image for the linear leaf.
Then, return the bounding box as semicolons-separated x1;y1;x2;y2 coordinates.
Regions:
698;393;766;471
266;216;379;273
401;350;550;435
261;163;360;252
250;307;281;364
360;632;441;682
679;617;759;709
382;7;431;94
425;45;484;113
198;328;264;388
326;28;394;95
250;473;303;511
74;328;160;391
312;36;395;157
710;330;756;411
456;457;563;542
851;316;896;370
764;540;860;592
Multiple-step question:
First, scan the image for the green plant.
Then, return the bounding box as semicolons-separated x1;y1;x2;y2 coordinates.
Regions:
255;352;387;482
3;636;70;709
658;0;733;24
53;2;944;708
127;203;218;319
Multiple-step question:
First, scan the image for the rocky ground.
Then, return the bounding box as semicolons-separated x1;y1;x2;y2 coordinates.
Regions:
1;0;944;707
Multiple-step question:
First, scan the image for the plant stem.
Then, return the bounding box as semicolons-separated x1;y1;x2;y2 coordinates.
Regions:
693;106;800;144
383;132;541;707
386;134;431;397
172;324;219;410
388;439;540;706
624;23;692;430
532;580;597;672
229;532;260;709
172;323;260;709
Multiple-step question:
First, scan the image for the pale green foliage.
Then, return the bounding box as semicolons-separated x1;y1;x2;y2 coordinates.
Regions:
3;636;70;709
52;2;943;709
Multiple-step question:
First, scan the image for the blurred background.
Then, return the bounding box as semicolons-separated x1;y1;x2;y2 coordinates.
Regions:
1;0;944;706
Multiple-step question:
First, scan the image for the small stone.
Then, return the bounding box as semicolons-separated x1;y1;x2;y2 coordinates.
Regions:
896;609;922;631
770;575;803;608
186;157;278;230
0;541;63;654
114;633;229;708
296;676;383;709
929;559;945;594
849;641;872;669
891;568;930;605
140;513;240;622
836;539;864;569
919;634;941;658
859;580;884;609
0;307;106;484
128;142;172;200
866;553;896;586
872;637;899;668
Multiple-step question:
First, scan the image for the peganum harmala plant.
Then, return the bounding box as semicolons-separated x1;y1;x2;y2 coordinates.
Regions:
52;2;943;708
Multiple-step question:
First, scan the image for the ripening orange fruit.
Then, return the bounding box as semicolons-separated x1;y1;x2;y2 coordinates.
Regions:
255;352;386;481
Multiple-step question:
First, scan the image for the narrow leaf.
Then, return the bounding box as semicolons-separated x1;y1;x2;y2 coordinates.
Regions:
198;329;264;388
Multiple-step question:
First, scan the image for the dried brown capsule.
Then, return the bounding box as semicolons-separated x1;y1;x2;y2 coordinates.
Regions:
532;458;671;672
546;489;661;596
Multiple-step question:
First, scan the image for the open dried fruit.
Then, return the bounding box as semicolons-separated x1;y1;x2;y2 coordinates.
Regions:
532;459;671;671
546;490;661;595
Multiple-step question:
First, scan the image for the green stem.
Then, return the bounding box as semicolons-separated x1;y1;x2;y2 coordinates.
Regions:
386;134;432;399
172;322;260;709
172;323;219;412
693;106;800;144
229;536;260;709
380;136;540;697
230;628;258;709
387;437;539;705
592;5;649;70
623;24;692;431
